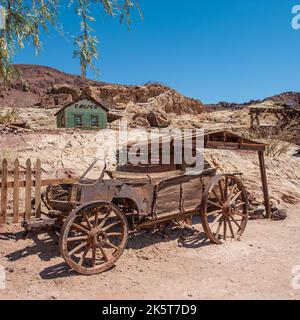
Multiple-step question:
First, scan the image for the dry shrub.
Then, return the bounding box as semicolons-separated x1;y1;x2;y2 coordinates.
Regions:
0;109;19;124
246;119;299;158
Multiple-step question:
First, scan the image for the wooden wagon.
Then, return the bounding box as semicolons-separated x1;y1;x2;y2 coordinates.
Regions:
22;131;270;275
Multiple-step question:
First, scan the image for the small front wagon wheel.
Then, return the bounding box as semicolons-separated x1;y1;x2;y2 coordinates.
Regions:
59;201;128;275
199;175;249;245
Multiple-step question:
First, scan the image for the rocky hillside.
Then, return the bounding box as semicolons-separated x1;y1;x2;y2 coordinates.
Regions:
206;91;300;111
262;91;300;107
0;64;205;128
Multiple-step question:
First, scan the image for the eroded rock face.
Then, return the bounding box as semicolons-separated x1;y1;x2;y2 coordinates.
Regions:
147;109;171;128
50;84;79;100
86;83;204;128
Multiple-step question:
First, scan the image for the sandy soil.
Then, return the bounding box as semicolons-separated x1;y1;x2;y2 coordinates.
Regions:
0;205;299;300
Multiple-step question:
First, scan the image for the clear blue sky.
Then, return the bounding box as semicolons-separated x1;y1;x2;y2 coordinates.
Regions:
13;0;300;103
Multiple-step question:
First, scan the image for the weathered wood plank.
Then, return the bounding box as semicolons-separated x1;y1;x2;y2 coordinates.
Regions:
0;170;36;175
35;159;42;218
13;159;20;223
111;170;181;180
25;159;32;220
1;159;8;224
205;141;265;152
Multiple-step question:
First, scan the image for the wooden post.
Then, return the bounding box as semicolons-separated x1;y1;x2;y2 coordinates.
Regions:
13;159;20;223
1;159;8;224
250;112;254;129
35;159;42;218
255;113;260;127
258;151;272;219
25;159;32;220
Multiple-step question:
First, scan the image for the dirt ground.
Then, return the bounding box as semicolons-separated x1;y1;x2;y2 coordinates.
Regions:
0;204;300;300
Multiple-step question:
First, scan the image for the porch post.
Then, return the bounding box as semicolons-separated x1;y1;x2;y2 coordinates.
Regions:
258;150;272;219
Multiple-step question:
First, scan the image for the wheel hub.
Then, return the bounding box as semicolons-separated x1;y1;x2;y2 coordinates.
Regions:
89;228;107;246
222;201;235;217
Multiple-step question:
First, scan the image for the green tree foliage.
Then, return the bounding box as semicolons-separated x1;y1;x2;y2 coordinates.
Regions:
0;0;142;82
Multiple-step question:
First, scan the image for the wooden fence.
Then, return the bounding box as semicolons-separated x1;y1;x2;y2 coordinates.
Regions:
0;159;78;225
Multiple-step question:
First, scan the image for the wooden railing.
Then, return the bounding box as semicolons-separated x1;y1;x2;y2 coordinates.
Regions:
0;159;78;225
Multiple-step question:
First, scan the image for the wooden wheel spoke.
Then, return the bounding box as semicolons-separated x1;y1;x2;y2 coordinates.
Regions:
94;210;99;228
92;244;97;267
209;215;223;229
107;232;123;237
72;223;90;235
230;215;242;230
212;189;223;205
234;211;247;218
207;209;223;217
218;180;225;202
82;212;93;230
230;191;242;204
69;242;87;256
79;243;91;266
99;246;109;262
98;210;112;229
104;240;119;251
235;202;246;208
67;236;89;242
102;220;121;232
223;217;227;240
215;217;223;239
228;184;238;200
207;200;223;210
224;178;229;198
227;217;235;238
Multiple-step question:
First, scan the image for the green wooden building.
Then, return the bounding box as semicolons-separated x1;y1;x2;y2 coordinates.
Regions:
55;94;121;130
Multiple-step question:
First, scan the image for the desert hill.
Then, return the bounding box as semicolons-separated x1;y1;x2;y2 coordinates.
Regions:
206;91;300;111
0;64;204;128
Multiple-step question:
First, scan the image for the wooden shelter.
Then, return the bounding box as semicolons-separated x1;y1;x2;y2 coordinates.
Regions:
249;105;300;129
204;131;271;218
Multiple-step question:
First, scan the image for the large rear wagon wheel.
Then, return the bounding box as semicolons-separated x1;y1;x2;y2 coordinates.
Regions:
199;175;249;245
59;201;128;275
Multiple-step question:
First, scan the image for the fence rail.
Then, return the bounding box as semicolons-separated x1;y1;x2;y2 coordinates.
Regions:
0;159;78;225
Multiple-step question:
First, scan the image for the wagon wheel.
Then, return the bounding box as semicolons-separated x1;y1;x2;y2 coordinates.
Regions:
59;201;128;275
199;174;249;245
